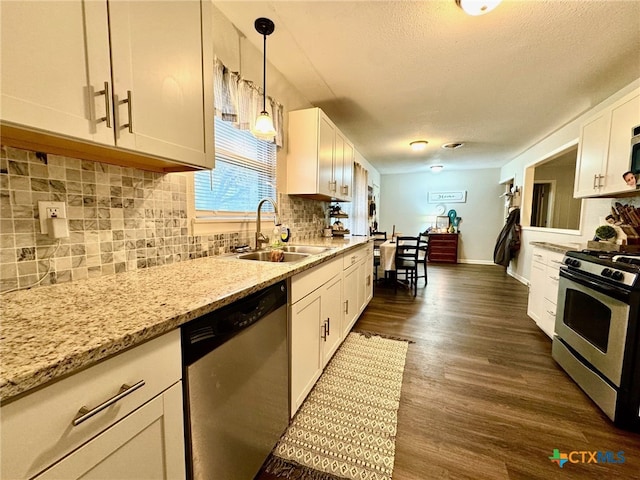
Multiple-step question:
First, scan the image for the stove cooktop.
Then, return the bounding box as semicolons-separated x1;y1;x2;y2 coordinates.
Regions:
564;250;640;289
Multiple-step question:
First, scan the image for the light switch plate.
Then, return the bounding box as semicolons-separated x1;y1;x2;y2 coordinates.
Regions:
38;201;67;234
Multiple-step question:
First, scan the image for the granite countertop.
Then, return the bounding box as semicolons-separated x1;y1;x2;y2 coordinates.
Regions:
0;237;370;403
529;241;582;254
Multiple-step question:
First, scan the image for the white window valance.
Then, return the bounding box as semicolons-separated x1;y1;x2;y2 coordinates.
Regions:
214;58;284;147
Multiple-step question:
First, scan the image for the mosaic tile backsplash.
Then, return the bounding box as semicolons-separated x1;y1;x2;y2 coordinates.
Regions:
0;145;328;292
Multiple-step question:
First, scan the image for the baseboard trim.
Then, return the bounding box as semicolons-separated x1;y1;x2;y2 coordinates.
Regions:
457;259;495;265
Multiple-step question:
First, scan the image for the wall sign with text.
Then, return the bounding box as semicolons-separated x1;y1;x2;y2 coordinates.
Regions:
428;191;467;203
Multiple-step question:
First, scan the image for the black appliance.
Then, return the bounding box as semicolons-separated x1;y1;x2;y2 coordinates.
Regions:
631;124;640;175
552;250;640;430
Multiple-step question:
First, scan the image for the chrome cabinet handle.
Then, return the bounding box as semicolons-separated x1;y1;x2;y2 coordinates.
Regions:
116;90;133;133
345;299;349;314
341;185;349;196
119;90;133;133
93;81;112;128
326;317;330;336
321;322;327;340
72;380;145;426
329;180;337;192
593;174;598;189
366;274;371;286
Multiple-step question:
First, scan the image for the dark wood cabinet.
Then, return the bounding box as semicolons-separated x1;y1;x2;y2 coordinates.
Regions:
428;233;458;263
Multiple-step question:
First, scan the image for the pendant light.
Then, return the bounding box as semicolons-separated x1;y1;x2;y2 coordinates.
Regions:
252;17;277;140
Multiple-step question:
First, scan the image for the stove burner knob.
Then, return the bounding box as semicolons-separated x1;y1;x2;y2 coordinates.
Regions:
611;271;624;281
601;268;613;277
569;259;581;267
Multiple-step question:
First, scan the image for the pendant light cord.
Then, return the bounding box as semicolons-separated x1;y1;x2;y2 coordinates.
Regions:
262;32;267;112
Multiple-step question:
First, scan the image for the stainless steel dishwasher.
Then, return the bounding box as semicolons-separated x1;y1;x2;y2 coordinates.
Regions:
181;281;289;480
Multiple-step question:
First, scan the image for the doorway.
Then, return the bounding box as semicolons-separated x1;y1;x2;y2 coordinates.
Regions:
531;181;555;227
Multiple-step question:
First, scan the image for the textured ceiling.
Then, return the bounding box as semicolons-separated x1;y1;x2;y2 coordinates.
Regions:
214;1;640;174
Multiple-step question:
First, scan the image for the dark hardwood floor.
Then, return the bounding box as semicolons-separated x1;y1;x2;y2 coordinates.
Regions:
259;263;640;479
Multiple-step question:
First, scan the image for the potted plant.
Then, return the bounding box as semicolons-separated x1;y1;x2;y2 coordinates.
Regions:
595;225;617;242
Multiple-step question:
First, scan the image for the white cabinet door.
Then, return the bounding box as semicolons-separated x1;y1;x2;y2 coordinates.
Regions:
527;258;546;324
336;132;354;201
0;1;112;145
107;0;212;168
318;113;336;197
365;251;374;305
574;113;610;197
575;88;640;198
343;263;359;338
35;383;185;480
290;291;323;415
1;0;212;170
602;91;640;194
321;275;343;366
287;107;354;201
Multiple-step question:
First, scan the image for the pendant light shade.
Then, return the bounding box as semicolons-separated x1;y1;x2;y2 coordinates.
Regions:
252;18;277;140
455;0;502;16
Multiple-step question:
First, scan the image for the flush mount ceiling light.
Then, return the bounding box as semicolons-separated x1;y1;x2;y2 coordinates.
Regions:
455;0;502;16
442;142;465;150
410;140;429;151
430;165;444;173
251;17;276;140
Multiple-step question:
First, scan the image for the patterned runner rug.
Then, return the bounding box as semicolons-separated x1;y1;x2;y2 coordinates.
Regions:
265;331;410;480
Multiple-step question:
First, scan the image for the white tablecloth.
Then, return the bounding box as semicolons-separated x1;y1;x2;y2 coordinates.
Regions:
379;240;397;271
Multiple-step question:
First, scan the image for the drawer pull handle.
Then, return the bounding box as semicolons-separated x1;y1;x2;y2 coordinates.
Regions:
72;380;145;426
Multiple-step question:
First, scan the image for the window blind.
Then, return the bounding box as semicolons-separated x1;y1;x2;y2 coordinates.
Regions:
195;118;276;215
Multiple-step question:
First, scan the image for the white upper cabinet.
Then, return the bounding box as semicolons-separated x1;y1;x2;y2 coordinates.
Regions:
574;88;640;198
0;1;112;144
287;107;354;201
0;0;213;171
335;130;354;201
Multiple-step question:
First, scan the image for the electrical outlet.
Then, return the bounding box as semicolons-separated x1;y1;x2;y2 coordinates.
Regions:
38;201;67;234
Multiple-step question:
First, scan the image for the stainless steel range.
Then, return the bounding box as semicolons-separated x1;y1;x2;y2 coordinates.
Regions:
552;250;640;431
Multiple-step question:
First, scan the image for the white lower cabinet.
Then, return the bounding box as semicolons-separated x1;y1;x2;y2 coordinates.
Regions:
1;330;184;480
342;244;372;337
34;383;184;480
290;256;343;416
527;247;565;338
290;244;374;417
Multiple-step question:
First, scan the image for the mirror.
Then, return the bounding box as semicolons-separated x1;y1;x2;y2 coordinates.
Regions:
524;143;582;231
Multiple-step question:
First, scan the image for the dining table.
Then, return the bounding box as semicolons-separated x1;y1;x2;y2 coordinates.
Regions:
379;239;399;273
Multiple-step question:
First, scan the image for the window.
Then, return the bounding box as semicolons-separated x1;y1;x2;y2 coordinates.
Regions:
194;118;276;217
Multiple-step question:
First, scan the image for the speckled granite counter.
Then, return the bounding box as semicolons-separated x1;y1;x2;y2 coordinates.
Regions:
529;241;581;254
1;237;370;403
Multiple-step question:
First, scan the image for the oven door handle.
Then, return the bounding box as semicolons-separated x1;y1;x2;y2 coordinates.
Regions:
560;268;631;302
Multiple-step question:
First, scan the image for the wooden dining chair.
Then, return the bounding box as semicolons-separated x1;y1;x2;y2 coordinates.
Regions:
416;231;429;286
394;236;419;296
372;231;387;280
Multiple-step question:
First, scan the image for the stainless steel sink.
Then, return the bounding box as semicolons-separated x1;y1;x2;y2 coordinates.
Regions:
236;251;310;262
280;245;333;254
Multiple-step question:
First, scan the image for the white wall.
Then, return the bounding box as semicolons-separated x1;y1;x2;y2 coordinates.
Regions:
500;78;640;284
380;168;504;263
